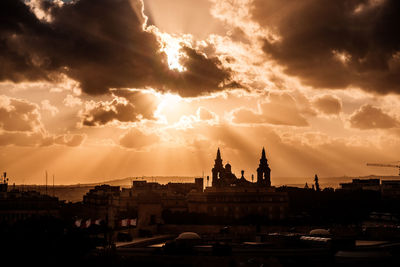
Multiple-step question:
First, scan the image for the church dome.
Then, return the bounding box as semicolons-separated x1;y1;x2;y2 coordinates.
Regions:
225;163;232;173
309;229;330;236
176;232;201;240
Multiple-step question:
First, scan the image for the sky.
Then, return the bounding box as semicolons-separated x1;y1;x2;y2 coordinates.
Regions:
1;0;400;184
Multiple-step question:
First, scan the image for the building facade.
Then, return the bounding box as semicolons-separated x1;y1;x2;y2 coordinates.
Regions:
80;148;289;231
189;148;289;220
0;181;61;224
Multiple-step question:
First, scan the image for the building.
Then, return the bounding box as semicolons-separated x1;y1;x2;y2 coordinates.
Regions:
119;178;203;213
340;179;381;191
82;184;121;228
81;178;204;229
79;148;288;231
381;180;400;198
339;178;400;198
189;148;289;220
0;176;61;224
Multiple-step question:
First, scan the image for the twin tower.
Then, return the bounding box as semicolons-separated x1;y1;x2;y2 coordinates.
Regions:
211;148;271;187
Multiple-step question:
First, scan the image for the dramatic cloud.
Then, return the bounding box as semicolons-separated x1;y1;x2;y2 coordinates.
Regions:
232;93;309;126
0;95;42;132
313;95;342;115
349;104;399;129
119;128;159;149
169;46;236;97
252;0;400;94
0;95;84;146
0;0;235;97
63;94;82;108
41;99;59;116
81;90;159;126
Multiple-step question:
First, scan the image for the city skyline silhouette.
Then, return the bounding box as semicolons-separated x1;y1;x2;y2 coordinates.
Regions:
1;1;400;265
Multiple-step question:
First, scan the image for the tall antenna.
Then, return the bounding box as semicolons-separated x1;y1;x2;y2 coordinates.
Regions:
45;170;48;195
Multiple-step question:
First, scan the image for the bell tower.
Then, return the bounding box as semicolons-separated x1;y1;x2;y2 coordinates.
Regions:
212;148;225;186
257;147;271;186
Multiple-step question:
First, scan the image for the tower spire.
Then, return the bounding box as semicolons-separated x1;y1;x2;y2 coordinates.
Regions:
257;147;271;186
212;148;224;186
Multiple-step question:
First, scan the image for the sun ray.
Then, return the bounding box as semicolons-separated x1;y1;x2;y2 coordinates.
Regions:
158;33;189;72
154;93;183;124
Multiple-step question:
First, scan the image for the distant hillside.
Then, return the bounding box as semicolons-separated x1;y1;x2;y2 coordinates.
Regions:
14;184;93;203
76;176;200;187
71;174;400;188
47;174;400;188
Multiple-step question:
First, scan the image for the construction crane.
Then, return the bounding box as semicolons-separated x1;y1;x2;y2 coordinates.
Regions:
366;162;400;176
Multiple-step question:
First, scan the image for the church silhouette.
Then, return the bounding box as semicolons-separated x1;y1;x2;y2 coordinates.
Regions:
211;148;271;187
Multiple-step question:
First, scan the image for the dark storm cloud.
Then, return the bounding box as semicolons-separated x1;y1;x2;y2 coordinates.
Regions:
169;46;234;97
0;0;234;97
82;90;159;126
252;0;400;94
0;0;49;82
0;97;42;132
